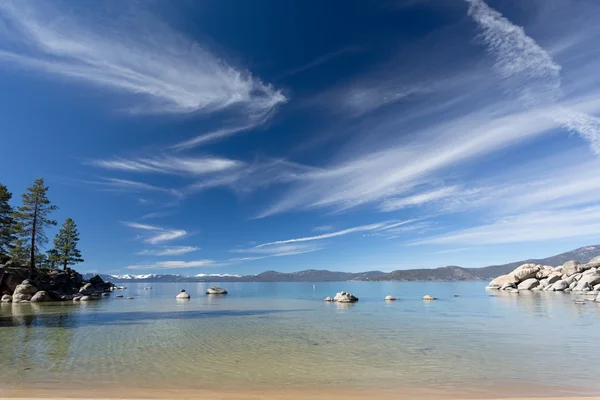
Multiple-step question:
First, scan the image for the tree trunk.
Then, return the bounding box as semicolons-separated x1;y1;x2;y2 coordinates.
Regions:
30;203;38;276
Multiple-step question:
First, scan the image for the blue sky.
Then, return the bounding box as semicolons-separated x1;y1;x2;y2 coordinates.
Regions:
2;0;600;275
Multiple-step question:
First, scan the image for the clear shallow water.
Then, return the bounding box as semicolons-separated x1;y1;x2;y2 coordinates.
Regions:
1;281;600;395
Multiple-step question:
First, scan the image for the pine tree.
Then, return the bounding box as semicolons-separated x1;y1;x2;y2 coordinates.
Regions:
53;218;84;270
0;183;16;261
8;235;29;265
13;178;57;273
46;248;60;269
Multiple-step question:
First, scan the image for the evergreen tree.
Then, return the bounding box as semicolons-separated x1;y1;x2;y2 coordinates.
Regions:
53;218;84;270
13;178;57;273
46;248;60;269
0;183;16;261
8;235;29;265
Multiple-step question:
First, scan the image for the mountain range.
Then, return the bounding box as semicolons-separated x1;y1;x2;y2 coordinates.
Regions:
84;245;600;283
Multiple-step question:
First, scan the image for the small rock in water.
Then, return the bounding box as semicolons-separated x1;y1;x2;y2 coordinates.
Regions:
116;294;124;298
324;296;333;302
126;297;134;300
30;291;50;302
385;295;396;301
206;286;228;295
422;295;437;300
80;296;93;302
1;294;12;303
176;290;190;299
72;296;82;302
507;289;519;293
333;291;359;303
101;292;110;297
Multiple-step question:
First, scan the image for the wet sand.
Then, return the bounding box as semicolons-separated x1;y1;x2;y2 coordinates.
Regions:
1;387;599;400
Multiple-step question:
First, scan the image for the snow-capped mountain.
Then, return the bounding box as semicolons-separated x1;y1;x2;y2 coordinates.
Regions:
195;273;241;278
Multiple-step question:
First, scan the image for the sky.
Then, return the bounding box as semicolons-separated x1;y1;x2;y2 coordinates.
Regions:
2;0;600;275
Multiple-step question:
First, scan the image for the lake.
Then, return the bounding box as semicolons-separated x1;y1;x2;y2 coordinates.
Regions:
1;281;600;398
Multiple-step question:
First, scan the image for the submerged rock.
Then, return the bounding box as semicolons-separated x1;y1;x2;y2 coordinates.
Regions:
206;286;228;295
176;289;190;299
385;295;396;301
80;296;93;302
422;295;437;300
116;294;124;298
126;297;134;300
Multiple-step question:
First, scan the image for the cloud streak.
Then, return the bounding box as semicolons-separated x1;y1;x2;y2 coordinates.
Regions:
88;156;242;175
122;221;187;244
127;260;216;270
0;0;286;118
135;246;200;256
465;0;600;154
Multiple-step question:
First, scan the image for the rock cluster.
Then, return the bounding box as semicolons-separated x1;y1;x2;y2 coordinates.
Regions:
325;291;359;303
0;262;114;303
487;257;600;298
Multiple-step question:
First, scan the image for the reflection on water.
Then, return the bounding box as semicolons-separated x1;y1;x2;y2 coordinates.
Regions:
1;281;600;394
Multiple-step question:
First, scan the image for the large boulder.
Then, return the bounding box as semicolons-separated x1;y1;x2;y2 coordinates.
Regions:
13;280;38;296
500;282;517;290
562;261;580;276
30;291;51;302
31;290;51;303
517;278;539;290
587;256;600;269
79;283;94;295
176;290;190;299
206;287;227;295
12;293;32;302
573;271;600;291
550;280;569;291
510;264;540;282
334;291;359;303
489;274;518;287
547;274;561;284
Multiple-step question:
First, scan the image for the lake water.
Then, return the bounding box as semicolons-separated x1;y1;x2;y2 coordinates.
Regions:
1;281;600;397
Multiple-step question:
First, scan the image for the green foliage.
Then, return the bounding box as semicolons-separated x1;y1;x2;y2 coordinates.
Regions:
46;248;60;269
53;217;84;270
0;183;16;260
12;178;57;270
8;236;29;265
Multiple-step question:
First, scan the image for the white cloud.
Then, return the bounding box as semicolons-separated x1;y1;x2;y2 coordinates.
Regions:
82;177;181;197
88;155;242;175
230;243;321;261
256;220;417;248
312;225;335;232
135;246;199;256
170;125;255;151
122;221;187;244
379;186;460;211
465;0;600;154
127;260;216;270
412;206;600;246
0;0;285;119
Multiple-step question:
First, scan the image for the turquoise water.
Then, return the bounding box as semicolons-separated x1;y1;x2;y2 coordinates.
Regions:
1;281;600;395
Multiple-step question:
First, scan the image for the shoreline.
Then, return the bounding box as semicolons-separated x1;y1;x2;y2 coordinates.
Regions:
1;384;599;400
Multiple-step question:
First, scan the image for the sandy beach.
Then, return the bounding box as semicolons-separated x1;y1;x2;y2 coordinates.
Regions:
1;385;599;400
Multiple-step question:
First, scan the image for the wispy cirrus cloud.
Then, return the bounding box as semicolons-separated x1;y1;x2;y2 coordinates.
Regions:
412;206;600;246
135;246;199;256
229;243;321;262
81;177;182;197
0;0;285;121
276;46;362;80
256;220;418;248
465;0;600;154
127;260;217;270
122;221;187;245
379;186;460;212
88;155;242;175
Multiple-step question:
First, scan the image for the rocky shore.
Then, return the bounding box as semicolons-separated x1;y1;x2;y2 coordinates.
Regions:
486;256;600;301
0;261;113;303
